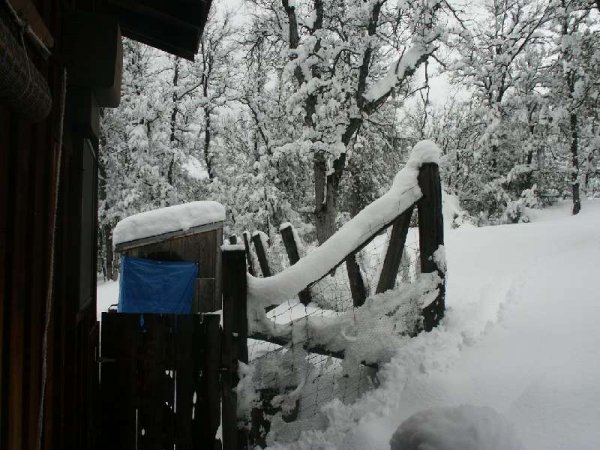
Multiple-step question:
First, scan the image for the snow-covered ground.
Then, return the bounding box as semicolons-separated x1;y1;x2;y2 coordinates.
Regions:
277;199;600;449
97;278;119;320
97;200;600;449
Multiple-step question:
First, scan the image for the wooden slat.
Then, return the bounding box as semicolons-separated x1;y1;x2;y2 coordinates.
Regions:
417;163;445;331
346;253;367;307
221;248;248;450
242;231;256;276
175;316;194;450
115;221;223;252
193;313;221;447
280;224;311;305
251;233;271;277
100;313;140;450
194;277;215;313
137;315;169;450
376;205;415;294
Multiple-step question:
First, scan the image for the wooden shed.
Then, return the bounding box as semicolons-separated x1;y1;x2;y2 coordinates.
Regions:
113;201;225;313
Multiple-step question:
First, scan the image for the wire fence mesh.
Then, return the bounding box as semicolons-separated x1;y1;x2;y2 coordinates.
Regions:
243;214;422;444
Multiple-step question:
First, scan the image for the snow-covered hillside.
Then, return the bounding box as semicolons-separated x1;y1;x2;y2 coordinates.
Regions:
274;200;600;450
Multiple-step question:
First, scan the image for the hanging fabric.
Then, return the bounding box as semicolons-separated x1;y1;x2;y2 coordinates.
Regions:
118;256;198;314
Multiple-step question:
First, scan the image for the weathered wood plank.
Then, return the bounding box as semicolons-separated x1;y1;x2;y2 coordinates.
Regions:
115;221;223;252
100;313;140;450
280;224;311;305
251;232;271;277
194;277;216;313
221;248;248;450
346;253;368;307
194;313;221;448
175;316;195;450
376;205;415;294
417;163;445;331
242;231;256;276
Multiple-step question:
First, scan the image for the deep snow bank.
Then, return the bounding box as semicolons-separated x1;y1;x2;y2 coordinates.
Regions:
272;200;600;450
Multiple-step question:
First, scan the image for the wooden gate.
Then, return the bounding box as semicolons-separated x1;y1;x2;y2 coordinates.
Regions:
99;313;221;450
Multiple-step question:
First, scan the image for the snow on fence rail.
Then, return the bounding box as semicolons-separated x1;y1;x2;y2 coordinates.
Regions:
220;141;446;449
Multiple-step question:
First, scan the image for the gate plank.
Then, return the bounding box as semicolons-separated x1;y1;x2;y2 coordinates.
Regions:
100;313;140;450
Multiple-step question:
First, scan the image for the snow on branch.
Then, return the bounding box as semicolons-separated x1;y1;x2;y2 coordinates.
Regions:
247;140;441;309
363;44;434;105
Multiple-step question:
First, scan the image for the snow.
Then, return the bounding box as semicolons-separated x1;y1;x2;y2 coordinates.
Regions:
247;140;441;310
251;273;440;365
113;200;225;247
390;405;525;450
182;155;209;180
363;45;429;102
268;199;600;449
96;279;119;320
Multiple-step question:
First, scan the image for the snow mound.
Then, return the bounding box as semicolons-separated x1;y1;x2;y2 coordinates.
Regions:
113;201;225;247
390;405;525;450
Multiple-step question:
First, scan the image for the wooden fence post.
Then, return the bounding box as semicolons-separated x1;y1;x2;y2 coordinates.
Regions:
229;235;238;244
242;232;256;276
346;253;368;307
376;205;415;294
279;224;311;305
221;247;248;450
417;163;445;331
194;313;221;448
251;232;272;277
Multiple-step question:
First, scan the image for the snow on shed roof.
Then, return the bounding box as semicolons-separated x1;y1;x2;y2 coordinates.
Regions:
113;201;225;248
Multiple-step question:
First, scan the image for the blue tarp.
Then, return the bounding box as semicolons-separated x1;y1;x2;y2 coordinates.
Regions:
118;256;198;314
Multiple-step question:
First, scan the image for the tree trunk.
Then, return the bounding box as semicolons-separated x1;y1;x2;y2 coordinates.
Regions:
203;106;214;180
313;154;337;244
570;112;581;215
103;223;118;281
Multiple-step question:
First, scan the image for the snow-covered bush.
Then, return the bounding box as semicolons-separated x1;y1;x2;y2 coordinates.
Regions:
390;405;525;450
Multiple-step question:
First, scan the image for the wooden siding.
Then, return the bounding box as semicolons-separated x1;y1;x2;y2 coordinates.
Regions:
120;226;223;313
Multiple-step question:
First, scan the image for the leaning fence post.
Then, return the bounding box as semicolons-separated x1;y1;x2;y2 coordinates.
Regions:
376;205;415;294
221;246;248;450
417;163;445;331
251;231;272;277
346;253;368;307
280;224;312;305
242;231;256;276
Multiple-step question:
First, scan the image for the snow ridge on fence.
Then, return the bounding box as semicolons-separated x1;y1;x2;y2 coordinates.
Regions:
247;140;441;312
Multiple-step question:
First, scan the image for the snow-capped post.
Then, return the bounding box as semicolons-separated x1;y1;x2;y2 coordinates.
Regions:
242;231;256;276
221;246;248;450
376;205;416;294
280;223;312;305
417;163;445;331
251;231;272;277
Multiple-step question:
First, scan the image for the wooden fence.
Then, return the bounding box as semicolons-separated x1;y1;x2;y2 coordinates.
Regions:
99;313;221;450
221;162;446;448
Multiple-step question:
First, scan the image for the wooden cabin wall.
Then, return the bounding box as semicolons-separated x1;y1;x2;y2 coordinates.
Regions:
1;1;99;449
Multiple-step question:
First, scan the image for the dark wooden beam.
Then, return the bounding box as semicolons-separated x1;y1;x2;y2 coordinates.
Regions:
221;248;248;450
417;163;445;331
376;205;414;294
280;224;311;305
